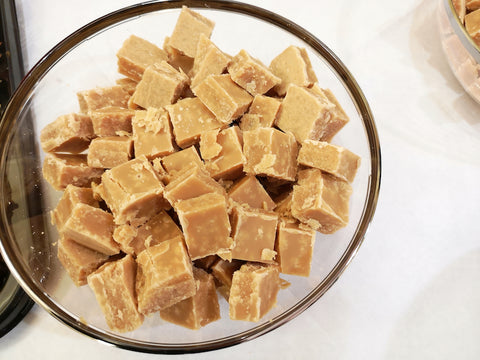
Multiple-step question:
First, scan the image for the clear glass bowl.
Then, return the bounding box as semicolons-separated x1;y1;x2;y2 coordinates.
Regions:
0;0;380;353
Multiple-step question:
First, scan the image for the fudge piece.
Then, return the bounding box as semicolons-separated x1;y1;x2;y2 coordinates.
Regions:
166;97;224;148
51;184;99;230
291;168;352;233
117;34;168;81
87;255;144;332
101;156;169;226
228;175;276;211
190;34;231;88
77;86;130;114
132;108;175;159
453;0;467;23
176;192;232;260
161;145;205;177
136;238;196;314
269;45;317;96
239;95;281;131
164;166;226;206
62;203;119;255
467;0;480;11
87;136;133;168
275;219;315;277
160;267;220;329
131;61;190;109
243;127;298;181
193;74;253;124
116;77;138;95
57;235;110;286
163;36;194;75
167;6;215;58
230;205;278;263
40;113;94;153
89;107;134;136
210;258;243;299
199;126;245;180
227;49;281;96
229;263;280;322
42;153;103;190
297;140;361;183
466;9;480;46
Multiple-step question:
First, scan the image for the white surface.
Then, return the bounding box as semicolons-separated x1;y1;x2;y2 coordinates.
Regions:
3;0;480;358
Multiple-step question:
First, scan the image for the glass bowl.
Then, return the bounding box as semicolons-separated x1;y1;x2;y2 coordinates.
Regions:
0;0;380;353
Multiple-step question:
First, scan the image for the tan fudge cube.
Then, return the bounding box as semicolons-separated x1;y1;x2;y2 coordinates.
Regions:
269;45;317;96
199;126;245;180
40;113;94;153
297;140;360;183
228;175;275;211
89;107;134;136
230;205;278;263
57;235;109;286
117;34;168;82
161;145;204;177
136;238;196;314
51;184;99;230
164;166;225;206
239;95;281;131
77;86;130;114
62;203;119;255
229;263;280;322
167;97;224;148
275;219;315;277
87;255;144;332
132;108;175;159
168;6;215;58
114;210;183;256
467;0;480;11
228;49;281;96
132;61;190;109
191;34;231;88
176;192;232;260
243;127;298;181
163;36;194;75
87;136;133;169
42;153;103;190
466;9;480;46
116;77;138;95
101;156;169;226
160;267;220;329
291;168;352;233
210;258;243;299
193;74;253;124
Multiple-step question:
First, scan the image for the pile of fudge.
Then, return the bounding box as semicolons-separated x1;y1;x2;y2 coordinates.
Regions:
40;7;360;333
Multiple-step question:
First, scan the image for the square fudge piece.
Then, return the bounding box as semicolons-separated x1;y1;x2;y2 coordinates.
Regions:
131;61;190;109
89;107;135;136
136;238;196;314
42;153;103;190
101;156;170;226
228;175;276;211
87;136;133;169
77;85;130;114
161;145;205;177
114;210;183;256
228;49;281;96
116;77;138;95
193;74;253;124
210;258;243;299
297;140;361;183
160;267;220;329
199;126;245;180
40;113;94;153
116;34;168;82
176;192;232;260
62;203;119;255
230;205;278;263
229;263;280;322
57;235;110;286
466;9;480;46
166;97;224;148
87;255;144;333
269;45;317;96
168;6;215;58
239;95;281;131
243;127;298;181
275;219;316;277
132;108;175;159
163;36;195;75
291;168;352;234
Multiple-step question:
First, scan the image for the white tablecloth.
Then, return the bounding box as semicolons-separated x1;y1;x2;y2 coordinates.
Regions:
3;0;480;359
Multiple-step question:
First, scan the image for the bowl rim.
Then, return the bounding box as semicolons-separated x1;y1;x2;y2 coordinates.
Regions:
0;0;381;354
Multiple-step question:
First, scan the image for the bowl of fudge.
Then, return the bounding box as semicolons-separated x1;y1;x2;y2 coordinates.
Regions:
439;0;480;103
0;1;380;353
